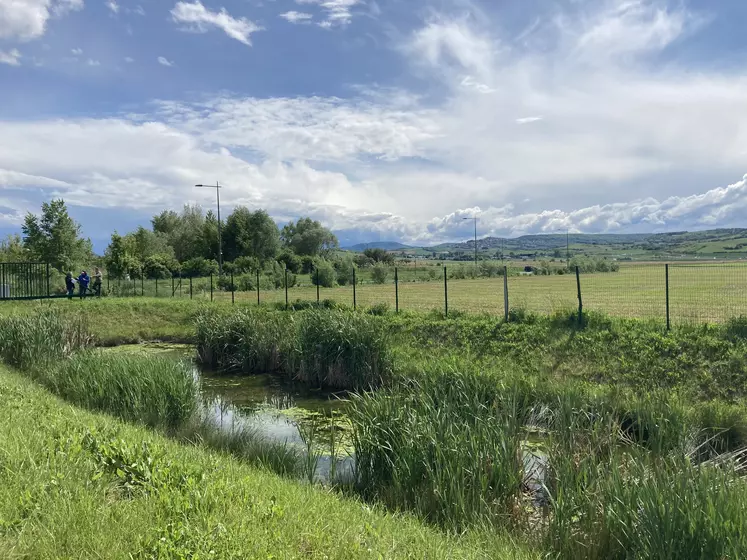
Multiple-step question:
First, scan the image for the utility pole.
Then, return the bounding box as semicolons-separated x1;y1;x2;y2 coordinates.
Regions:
463;216;478;276
195;182;223;276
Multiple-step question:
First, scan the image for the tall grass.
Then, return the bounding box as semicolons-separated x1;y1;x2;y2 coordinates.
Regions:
32;351;198;431
297;309;392;389
350;368;524;532
195;307;392;390
195;307;295;373
0;309;92;368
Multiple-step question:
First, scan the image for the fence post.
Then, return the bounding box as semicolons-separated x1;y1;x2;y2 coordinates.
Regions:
107;274;110;296
231;272;235;305
284;268;289;310
575;266;583;325
210;273;213;302
503;266;509;322
256;269;260;306
190;277;193;300
316;267;320;304
395;267;399;313
352;268;357;310
156;277;159;297
665;264;670;331
444;266;448;317
133;276;136;297
179;271;182;297
141;275;144;297
46;263;50;298
172;276;175;297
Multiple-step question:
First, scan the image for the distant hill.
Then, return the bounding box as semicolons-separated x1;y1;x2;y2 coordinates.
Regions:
346;229;747;261
345;241;415;252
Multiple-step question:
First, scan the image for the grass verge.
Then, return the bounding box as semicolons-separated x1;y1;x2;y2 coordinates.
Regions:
0;366;532;559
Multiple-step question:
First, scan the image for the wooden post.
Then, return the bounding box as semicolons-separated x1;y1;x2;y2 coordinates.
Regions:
316;267;320;304
189;276;193;299
256;269;260;306
210;273;213;302
231;272;235;305
352;267;357;310
285;268;289;310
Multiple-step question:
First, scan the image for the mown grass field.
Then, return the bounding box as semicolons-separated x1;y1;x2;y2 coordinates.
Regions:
181;262;746;324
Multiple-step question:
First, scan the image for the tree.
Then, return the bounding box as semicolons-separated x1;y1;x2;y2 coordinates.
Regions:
363;248;394;265
281;218;338;257
22;199;93;272
151;210;181;236
0;234;27;262
104;232;141;278
334;255;354;286
224;207;280;262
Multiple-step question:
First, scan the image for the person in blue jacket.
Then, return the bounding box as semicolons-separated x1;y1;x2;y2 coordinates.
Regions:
77;271;90;299
65;272;75;300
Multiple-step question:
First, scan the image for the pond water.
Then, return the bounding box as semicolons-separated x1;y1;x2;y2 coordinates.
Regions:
106;342;354;481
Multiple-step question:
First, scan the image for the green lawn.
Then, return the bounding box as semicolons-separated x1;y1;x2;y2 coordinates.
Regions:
0;365;531;559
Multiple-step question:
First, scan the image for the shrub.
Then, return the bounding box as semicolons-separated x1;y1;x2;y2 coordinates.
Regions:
334;257;354;286
370;264;389;284
367;302;390;316
311;260;336;288
182;258;219;278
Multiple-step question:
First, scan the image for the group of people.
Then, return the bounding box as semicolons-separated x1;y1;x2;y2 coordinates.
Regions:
65;267;103;299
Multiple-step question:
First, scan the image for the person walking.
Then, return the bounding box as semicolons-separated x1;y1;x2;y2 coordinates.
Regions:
65;272;75;300
77;271;90;299
92;267;103;297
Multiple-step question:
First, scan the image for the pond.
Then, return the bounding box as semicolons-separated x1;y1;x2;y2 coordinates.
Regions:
105;342;354;481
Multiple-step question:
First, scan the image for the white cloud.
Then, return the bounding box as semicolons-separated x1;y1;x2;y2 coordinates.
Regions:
86;58;99;66
279;11;312;24
0;48;21;66
170;0;262;46
105;0;118;13
296;0;361;27
1;0;747;244
124;56;133;62
0;0;83;41
71;47;82;55
157;56;173;66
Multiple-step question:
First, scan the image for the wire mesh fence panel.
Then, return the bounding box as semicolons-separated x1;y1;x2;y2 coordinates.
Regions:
582;264;665;320
398;270;448;313
507;269;577;316
669;263;747;324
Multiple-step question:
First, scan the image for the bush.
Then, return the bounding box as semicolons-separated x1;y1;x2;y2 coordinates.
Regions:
367;302;390;316
143;255;173;279
277;251;301;274
370;264;389;284
182;257;219;278
334;257;354;286
311;260;336;288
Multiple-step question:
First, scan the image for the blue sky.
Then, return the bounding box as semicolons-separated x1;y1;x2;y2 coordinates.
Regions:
1;0;747;252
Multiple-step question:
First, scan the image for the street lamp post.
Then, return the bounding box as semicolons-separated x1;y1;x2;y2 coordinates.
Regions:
463;217;478;275
195;182;223;276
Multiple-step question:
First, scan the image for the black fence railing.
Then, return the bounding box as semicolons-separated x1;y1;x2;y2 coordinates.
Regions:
0;262;50;300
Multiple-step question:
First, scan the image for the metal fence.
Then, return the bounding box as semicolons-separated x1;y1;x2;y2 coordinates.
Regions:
8;262;747;326
0;262;50;300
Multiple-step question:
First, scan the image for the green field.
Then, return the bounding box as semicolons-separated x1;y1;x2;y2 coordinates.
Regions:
163;262;747;324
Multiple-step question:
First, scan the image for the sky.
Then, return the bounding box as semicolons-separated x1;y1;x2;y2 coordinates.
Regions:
0;0;746;251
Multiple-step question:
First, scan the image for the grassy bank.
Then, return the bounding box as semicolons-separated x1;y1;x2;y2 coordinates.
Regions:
0;367;530;559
